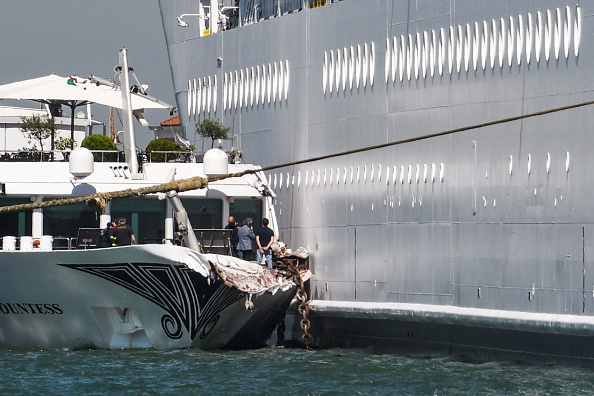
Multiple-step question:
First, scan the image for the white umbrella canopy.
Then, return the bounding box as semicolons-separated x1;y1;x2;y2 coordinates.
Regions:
0;74;171;110
0;74;173;148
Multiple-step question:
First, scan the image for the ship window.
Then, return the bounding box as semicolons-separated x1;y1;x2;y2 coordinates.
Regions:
0;198;32;237
498;18;506;68
563;6;571;59
490;19;497;68
422;32;428;78
179;198;223;229
111;198;166;244
481;21;488;70
399;35;405;81
554;8;561;60
544;9;552;61
574;6;581;57
385;37;391;83
507;16;515;67
456;25;462;73
44;201;98;239
516;15;524;65
229;199;262;229
526;13;533;64
447;27;454;74
473;22;479;71
430;30;436;77
535;12;542;63
464;23;470;72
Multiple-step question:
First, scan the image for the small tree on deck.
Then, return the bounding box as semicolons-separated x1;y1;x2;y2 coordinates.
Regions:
20;115;56;153
196;118;230;149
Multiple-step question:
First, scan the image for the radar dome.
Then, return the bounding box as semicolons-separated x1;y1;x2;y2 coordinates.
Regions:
69;147;94;178
203;148;228;176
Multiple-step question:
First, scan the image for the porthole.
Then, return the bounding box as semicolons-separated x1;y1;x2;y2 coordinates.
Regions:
422;31;428;78
399;35;405;81
277;63;283;103
456;25;463;73
201;77;207;112
384;37;391;83
342;48;348;91
526;13;533;64
472;22;479;71
498;18;506;68
544;9;552;62
335;49;341;92
516;15;524;65
438;28;445;76
535;12;542;63
490;19;497;68
392;36;399;83
349;46;355;89
212;75;217;113
414;33;421;80
553;8;561;60
284;60;290;101
448;27;454;74
430;30;436;77
574;6;581;57
481;20;488;70
407;34;413;80
370;41;376;86
273;62;278;103
329;51;334;94
363;43;369;87
186;80;192;119
223;73;228;111
261;65;266;104
356;44;362;88
507;16;515;67
267;63;272;104
239;69;244;108
563;6;571;59
255;66;261;106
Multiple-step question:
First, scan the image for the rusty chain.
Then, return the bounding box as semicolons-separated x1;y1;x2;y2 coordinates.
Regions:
285;258;312;349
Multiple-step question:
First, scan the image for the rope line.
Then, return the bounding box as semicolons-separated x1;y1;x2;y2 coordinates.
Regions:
2;98;593;214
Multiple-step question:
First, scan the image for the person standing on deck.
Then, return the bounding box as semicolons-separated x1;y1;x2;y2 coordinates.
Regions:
256;218;275;268
237;218;255;260
110;217;136;246
225;215;239;257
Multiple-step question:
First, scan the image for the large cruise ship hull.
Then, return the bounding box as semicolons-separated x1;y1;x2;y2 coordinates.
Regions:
159;0;594;365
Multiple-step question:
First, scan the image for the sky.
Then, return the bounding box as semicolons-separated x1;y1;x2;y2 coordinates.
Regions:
0;0;175;149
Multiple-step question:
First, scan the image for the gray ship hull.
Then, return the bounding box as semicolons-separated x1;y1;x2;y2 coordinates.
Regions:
159;0;594;364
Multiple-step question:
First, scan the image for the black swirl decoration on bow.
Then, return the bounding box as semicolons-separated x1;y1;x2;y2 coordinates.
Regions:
60;262;243;340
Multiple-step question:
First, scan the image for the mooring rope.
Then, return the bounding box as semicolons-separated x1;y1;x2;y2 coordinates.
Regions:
0;176;208;213
2;98;593;214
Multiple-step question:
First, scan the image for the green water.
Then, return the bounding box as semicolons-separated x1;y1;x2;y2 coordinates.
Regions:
1;347;593;395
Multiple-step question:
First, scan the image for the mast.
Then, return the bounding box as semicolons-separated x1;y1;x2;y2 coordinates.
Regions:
118;48;140;179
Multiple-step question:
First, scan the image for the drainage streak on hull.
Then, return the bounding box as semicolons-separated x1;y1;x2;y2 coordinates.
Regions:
159;0;594;365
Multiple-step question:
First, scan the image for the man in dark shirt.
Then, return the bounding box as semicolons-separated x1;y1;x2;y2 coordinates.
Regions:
98;221;115;247
255;218;275;268
224;215;239;257
110;218;136;246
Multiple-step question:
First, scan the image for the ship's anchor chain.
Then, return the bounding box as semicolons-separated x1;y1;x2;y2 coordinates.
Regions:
285;258;312;349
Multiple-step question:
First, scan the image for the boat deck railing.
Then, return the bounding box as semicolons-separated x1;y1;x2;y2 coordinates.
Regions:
0;228;233;253
0;149;200;164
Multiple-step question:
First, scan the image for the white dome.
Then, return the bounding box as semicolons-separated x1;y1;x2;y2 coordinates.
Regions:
69;147;94;178
203;148;228;175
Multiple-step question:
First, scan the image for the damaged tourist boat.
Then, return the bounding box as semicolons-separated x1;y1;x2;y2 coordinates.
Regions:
0;49;301;350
